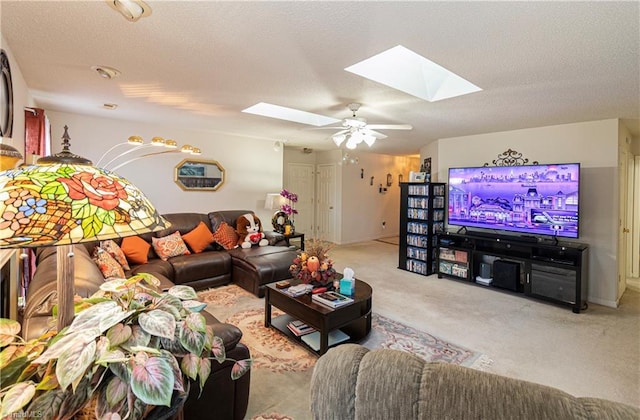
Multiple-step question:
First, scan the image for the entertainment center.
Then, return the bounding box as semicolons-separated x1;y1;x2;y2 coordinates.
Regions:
436;231;588;313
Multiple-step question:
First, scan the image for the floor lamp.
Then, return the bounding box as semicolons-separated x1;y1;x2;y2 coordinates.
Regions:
0;126;169;331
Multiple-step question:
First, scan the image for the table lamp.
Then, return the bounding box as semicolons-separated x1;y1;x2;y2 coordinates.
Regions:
0;126;169;330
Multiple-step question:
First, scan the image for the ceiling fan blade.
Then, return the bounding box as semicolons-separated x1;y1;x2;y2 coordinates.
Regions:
363;128;388;139
307;126;347;130
366;124;413;130
330;129;350;137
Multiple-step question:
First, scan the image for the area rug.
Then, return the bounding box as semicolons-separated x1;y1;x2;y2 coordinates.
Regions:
198;285;492;419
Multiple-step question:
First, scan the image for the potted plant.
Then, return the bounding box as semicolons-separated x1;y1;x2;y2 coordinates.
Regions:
0;273;251;419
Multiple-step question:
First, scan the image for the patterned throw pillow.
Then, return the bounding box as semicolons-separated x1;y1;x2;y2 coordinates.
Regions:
100;239;130;271
121;236;151;265
93;248;126;279
182;221;215;253
152;231;191;261
212;221;239;250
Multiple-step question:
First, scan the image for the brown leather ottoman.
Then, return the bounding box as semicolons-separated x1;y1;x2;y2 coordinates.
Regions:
228;246;299;297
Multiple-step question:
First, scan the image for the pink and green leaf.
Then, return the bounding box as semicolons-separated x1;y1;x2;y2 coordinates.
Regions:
106;375;128;406
182;300;207;313
179;323;206;355
198;357;211;391
180;352;199;380
138;309;176;339
185;312;206;333
210;335;226;362
107;323;132;347
231;358;253;380
167;285;198;300
0;382;36;418
0;318;21;346
130;355;174;406
55;339;96;390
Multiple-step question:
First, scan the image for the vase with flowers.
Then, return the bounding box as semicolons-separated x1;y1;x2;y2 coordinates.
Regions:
279;189;298;234
289;238;338;287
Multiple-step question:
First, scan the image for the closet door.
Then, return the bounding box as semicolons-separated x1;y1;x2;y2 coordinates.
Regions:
316;164;336;242
286;163;315;235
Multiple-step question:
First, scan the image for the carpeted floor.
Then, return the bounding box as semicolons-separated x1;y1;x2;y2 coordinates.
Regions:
198;284;491;420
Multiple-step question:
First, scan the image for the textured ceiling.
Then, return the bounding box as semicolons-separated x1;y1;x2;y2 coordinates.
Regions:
1;1;639;155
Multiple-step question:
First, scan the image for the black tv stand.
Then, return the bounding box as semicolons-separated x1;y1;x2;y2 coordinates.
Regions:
436;231;589;313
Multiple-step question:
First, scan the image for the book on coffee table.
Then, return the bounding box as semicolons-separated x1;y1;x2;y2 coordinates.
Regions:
287;320;316;336
311;291;354;308
301;329;349;352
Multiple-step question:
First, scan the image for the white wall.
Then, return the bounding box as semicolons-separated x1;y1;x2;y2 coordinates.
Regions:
0;35;35;158
45;110;283;223
423;119;620;307
284;147;419;244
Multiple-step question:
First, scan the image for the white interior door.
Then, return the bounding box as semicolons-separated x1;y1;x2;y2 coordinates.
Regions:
316;164;336;242
286;163;315;235
618;147;629;299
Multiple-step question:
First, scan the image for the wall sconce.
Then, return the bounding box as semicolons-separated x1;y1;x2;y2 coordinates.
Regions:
370;176;374;186
398;174;403;185
386;173;393;187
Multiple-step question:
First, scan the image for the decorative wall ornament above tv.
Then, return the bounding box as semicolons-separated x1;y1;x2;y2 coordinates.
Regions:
483;149;538;167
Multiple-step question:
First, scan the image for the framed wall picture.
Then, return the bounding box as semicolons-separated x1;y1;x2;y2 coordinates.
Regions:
0;50;14;138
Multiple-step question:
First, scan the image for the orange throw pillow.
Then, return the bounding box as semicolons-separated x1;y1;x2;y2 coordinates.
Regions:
121;236;151;265
212;222;239;250
182;221;215;253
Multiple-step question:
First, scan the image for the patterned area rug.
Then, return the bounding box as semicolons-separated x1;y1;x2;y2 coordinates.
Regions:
198;285;491;419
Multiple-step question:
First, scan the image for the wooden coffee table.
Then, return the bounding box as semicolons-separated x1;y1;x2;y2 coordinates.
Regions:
264;279;372;355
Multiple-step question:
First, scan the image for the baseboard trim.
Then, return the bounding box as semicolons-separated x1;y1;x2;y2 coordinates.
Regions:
587;296;618;308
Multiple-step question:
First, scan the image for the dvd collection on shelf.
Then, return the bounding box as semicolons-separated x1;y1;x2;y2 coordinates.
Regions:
311;291;354;308
406;259;428;274
407;246;428;261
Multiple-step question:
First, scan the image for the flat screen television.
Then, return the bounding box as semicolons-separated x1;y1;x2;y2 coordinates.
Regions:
447;163;581;239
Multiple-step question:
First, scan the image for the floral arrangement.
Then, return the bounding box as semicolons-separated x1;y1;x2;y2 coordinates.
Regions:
279;189;298;222
289;238;338;286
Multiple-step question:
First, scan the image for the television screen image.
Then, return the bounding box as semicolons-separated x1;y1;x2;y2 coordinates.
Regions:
447;163;580;238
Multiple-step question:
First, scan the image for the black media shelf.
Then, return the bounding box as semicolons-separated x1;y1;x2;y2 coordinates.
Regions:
436;232;589;313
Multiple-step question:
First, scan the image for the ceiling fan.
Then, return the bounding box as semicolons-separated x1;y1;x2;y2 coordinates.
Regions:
318;103;412;149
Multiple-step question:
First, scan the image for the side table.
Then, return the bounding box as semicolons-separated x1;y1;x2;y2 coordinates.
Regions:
284;232;305;250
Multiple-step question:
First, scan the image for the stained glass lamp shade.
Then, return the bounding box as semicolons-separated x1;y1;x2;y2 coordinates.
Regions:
0;126;169;330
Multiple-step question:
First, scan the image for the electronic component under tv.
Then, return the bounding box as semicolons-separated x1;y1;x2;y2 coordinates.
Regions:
447;163;580;239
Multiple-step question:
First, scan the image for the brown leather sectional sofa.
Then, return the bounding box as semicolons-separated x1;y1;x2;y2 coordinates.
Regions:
22;210;299;420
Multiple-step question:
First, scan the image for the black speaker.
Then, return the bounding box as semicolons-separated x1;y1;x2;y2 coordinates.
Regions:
492;260;521;291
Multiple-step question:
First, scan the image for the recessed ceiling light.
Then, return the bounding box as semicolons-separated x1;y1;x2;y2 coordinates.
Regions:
345;45;482;102
105;0;152;22
242;103;341;127
91;65;121;80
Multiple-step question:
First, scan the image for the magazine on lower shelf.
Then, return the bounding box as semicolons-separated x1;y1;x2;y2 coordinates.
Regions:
311;291;354;308
287;320;316;336
301;329;350;351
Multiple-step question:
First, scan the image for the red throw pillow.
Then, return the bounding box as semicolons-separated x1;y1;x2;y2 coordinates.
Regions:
182;221;215;253
121;236;151;265
212;222;239;250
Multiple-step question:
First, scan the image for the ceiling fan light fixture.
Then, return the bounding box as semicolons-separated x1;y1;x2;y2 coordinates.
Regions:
363;134;376;147
333;134;346;147
345;137;358;150
106;0;152;22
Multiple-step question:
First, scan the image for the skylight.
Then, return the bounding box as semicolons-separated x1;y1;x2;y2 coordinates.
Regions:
242;103;341;126
345;45;482;102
